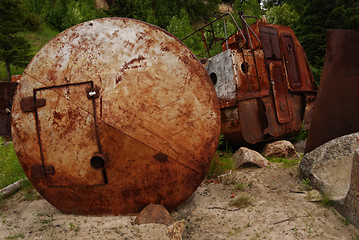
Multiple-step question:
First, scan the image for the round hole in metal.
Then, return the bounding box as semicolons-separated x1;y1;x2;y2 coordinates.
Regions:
241;62;249;73
90;155;106;170
287;43;293;51
210;72;217;85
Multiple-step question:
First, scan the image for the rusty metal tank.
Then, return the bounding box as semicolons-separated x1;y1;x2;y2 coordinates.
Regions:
11;18;220;215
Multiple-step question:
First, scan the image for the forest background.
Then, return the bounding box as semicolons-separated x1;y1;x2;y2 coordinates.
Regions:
0;0;358;83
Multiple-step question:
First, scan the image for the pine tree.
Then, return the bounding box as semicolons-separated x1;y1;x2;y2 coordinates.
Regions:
0;0;32;81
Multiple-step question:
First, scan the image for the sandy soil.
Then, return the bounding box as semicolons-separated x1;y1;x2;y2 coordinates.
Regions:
1;161;359;240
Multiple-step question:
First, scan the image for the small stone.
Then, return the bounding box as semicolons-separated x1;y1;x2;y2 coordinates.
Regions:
134;204;174;226
262;140;300;159
166;220;186;240
232;147;269;169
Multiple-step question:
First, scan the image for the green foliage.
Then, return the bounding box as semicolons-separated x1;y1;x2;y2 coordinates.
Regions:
107;0;220;30
266;156;300;167
207;151;233;179
301;178;313;191
265;3;299;31
234;0;265;23
0;138;26;191
320;194;334;208
0;0;34;80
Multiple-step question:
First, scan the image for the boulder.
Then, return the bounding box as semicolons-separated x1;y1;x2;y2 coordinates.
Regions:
262;140;300;159
335;149;359;229
300;133;359;201
232;147;269;169
134;204;174;226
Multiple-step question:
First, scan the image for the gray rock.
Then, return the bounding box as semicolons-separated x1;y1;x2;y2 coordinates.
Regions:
293;140;307;154
262;140;300;159
134;204;174;226
232;147;269;169
335;149;359;230
300;132;359;201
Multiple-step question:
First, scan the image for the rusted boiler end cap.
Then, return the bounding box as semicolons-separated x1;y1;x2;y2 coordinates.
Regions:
11;17;220;215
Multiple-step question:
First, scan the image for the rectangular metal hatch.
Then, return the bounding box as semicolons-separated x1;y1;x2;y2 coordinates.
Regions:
34;82;105;187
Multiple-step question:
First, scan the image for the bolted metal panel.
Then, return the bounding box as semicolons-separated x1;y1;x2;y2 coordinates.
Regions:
281;34;302;89
11;18;220;215
305;29;359;153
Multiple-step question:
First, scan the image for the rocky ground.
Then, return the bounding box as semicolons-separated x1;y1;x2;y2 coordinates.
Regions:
1;160;359;240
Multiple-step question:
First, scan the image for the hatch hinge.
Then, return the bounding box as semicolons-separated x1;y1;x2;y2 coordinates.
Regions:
20;97;46;112
31;164;55;179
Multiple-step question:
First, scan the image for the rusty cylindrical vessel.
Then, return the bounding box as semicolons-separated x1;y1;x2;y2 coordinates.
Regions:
11;18;220;215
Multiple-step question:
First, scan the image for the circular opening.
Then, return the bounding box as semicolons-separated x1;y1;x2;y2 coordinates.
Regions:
90;156;105;169
210;72;217;85
287;43;293;51
241;62;249;73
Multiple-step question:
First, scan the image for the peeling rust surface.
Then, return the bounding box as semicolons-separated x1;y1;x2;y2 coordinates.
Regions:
204;18;317;147
305;29;359;153
11;18;220;215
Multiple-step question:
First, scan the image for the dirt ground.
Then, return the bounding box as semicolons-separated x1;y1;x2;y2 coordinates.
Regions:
1;161;359;240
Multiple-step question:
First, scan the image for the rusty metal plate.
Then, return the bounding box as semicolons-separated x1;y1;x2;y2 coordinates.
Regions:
305;29;359;153
281;33;301;89
11;18;220;215
269;61;292;124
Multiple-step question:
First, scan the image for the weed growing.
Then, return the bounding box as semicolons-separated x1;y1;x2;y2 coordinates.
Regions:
207;151;233;179
0;138;26;190
301;178;313;191
266;156;300;168
229;194;251;208
5;233;24;239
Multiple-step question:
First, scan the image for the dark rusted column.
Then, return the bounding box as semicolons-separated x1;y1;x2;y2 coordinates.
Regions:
305;29;359;153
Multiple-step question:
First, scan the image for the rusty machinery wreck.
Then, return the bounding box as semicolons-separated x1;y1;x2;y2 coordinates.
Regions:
0;13;318;215
182;12;317;147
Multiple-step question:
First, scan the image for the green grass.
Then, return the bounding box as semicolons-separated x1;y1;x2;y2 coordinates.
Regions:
229;194;252;208
0;138;26;191
207;151;233;179
266;156;300;168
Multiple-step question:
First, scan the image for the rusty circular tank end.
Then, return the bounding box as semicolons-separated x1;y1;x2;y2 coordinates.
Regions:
90;153;108;170
11;17;220;215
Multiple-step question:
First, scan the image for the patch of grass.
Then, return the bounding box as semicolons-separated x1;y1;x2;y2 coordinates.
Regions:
20;180;41;201
320;194;333;208
266;156;300;168
5;234;24;240
229;194;251;208
234;183;245;191
69;222;80;232
301;178;313;191
0;138;26;191
207;151;233;179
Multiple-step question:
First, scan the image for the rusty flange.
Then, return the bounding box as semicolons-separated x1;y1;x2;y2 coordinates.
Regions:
11;18;220;215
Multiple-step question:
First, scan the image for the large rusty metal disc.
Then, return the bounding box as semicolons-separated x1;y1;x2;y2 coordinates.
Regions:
11;18;220;215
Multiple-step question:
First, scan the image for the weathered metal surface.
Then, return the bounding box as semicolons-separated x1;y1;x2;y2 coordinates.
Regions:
0;82;18;137
201;15;317;147
11;18;220;215
305;29;359;153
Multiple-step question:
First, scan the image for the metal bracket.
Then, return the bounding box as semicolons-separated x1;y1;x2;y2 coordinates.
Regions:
20;97;46;112
31;164;55;179
86;87;100;99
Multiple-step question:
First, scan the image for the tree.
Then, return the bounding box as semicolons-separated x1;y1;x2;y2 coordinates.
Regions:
0;0;33;81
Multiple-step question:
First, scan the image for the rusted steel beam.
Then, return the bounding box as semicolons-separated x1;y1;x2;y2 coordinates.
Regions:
305;29;359;153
